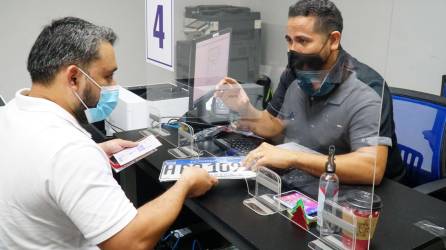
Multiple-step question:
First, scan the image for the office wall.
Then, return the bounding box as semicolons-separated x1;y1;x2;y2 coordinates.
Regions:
244;0;446;95
1;0;444;101
0;0;146;101
0;0;243;101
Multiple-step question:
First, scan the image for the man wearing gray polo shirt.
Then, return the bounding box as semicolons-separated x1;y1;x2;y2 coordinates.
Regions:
216;0;403;185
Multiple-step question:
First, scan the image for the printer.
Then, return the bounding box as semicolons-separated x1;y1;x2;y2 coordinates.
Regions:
105;86;149;136
106;83;190;135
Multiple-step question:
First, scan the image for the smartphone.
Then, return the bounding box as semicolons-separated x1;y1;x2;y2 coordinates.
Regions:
274;190;318;216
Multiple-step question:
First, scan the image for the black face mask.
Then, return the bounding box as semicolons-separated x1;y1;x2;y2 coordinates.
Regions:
287;50;325;72
287;38;329;72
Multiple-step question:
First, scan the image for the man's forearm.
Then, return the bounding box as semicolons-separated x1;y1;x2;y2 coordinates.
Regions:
290;146;387;185
100;180;191;250
239;106;284;139
133;179;191;249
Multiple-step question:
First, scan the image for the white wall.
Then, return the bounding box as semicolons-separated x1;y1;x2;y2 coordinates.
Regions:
1;0;445;101
0;0;147;101
0;0;242;101
385;0;446;94
244;0;446;94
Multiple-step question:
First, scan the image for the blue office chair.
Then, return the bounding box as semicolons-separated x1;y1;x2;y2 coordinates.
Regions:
391;87;446;195
398;144;424;185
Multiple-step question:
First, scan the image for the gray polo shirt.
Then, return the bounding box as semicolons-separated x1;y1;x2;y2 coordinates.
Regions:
279;71;389;154
267;48;404;178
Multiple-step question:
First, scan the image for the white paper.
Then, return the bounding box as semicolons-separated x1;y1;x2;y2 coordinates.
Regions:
113;135;162;167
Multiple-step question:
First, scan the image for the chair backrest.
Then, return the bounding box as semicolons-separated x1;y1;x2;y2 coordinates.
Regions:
397;144;423;185
391;87;446;186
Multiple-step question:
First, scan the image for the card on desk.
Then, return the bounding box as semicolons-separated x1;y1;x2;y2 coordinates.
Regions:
111;135;162;173
159;156;256;182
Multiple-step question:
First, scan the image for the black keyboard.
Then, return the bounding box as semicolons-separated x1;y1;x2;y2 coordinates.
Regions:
213;131;264;155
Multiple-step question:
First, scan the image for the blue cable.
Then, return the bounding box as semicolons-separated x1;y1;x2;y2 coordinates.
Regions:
162;122;180;129
161;231;173;241
192;239;203;250
172;237;180;250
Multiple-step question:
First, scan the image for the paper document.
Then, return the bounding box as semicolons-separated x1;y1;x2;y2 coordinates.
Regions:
112;135;162;172
159;156;256;182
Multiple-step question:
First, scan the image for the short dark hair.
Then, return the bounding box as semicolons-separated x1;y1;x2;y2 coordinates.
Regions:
289;0;343;34
27;17;117;85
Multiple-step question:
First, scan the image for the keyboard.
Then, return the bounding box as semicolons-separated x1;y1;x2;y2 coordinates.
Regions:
213;131;264;156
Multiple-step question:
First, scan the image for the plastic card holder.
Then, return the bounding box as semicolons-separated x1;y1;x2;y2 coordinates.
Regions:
147;106;170;137
243;167;286;216
168;122;203;159
414;220;446;248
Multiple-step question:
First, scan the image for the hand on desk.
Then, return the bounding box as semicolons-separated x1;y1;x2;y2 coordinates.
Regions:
243;142;297;170
179;167;218;198
98;139;138;158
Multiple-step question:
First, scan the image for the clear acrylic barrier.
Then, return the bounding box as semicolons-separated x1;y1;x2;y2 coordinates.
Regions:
243;167;286;216
123;80;190;140
168;122;203;158
308;200;357;250
147;105;170;137
163;1;393;249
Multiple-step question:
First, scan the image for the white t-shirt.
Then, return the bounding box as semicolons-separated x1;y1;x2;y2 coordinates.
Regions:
0;89;137;249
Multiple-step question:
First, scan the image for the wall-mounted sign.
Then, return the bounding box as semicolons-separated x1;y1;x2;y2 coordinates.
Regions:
145;0;174;71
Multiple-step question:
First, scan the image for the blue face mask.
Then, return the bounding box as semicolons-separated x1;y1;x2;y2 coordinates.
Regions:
74;68;119;123
295;70;336;97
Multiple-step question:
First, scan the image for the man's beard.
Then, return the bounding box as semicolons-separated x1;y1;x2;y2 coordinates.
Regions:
73;85;95;124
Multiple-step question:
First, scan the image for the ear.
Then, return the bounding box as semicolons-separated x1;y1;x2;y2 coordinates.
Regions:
329;31;341;51
66;65;81;90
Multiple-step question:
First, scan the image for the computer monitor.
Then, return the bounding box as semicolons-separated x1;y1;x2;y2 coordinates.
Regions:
189;29;231;110
0;95;5;106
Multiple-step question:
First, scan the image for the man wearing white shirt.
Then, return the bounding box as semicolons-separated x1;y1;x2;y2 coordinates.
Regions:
0;17;217;250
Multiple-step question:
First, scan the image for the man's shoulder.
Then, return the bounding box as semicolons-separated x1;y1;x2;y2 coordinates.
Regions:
345;52;387;96
279;68;296;87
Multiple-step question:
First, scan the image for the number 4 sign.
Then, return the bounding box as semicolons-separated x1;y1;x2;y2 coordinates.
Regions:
146;0;174;71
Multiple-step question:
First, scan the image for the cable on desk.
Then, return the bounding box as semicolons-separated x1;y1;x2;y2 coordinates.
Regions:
105;120;124;132
244;177;255;197
172;232;181;250
192;239;202;250
161;231;173;242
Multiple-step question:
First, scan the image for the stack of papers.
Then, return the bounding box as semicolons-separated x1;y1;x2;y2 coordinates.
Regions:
159;156;256;182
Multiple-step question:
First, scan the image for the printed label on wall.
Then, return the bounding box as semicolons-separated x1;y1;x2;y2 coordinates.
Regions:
146;0;174;71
